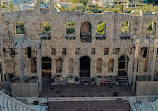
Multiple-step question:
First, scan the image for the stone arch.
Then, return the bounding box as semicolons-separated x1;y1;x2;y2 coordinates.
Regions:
80;56;90;77
96;22;106;35
66;21;75;34
108;59;114;73
80;22;91;42
15;21;25;34
118;55;129;76
96;58;102;73
68;58;74;73
56;58;63;73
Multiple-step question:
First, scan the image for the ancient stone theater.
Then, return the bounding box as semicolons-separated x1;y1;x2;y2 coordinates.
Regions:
0;0;158;94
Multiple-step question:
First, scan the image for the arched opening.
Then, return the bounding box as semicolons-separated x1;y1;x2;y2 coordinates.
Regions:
96;22;106;39
56;58;63;73
108;59;114;73
80;56;90;77
42;57;51;77
118;55;129;76
68;58;74;73
121;22;131;39
15;21;25;34
146;21;156;36
80;22;91;42
96;58;102;73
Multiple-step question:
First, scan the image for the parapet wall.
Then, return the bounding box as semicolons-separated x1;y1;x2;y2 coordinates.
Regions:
11;83;39;97
136;81;158;96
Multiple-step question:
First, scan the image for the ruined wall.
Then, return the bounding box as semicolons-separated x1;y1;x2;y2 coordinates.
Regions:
11;83;39;97
0;4;158;82
136;81;158;95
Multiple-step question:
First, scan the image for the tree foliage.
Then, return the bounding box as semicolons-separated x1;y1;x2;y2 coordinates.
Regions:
9;2;14;12
146;22;152;34
41;22;50;34
16;21;25;34
68;4;77;12
66;22;75;34
96;22;105;34
83;0;88;7
70;0;82;4
56;3;158;14
115;4;123;13
122;22;129;34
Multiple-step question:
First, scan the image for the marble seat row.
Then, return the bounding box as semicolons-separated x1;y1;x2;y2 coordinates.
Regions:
0;91;36;111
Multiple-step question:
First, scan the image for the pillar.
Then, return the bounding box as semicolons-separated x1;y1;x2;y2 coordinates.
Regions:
151;45;157;80
34;0;40;13
49;0;56;13
132;44;139;92
16;39;24;83
1;31;6;81
146;47;152;80
37;41;42;92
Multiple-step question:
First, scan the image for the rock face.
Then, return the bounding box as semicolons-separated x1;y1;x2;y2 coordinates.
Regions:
0;1;158;92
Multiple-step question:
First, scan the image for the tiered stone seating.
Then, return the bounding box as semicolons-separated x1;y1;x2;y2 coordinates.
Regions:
0;91;36;111
131;99;158;111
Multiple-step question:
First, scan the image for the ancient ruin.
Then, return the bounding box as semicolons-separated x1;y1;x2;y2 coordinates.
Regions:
0;0;158;96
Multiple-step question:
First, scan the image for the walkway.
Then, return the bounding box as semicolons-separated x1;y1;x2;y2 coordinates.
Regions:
40;84;135;98
48;100;130;111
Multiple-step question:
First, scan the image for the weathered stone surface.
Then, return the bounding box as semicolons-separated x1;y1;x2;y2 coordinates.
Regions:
11;83;39;97
0;1;158;94
136;81;158;95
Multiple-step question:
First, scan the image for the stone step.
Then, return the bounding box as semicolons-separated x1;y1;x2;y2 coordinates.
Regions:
118;78;128;80
118;80;128;82
118;76;128;78
118;76;128;82
48;97;128;102
42;78;52;84
118;77;128;79
42;78;51;80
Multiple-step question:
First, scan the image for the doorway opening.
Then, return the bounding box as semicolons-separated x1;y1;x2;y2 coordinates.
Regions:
118;55;129;76
80;56;90;78
42;57;51;84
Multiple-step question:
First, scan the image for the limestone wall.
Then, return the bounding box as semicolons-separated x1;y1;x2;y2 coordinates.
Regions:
11;83;39;97
0;6;158;82
136;81;158;96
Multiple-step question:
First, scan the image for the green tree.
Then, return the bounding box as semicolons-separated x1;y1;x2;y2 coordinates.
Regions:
115;4;123;13
70;0;82;4
41;22;50;34
96;22;105;34
122;22;129;34
9;2;14;12
83;0;88;7
16;21;25;34
146;22;152;34
66;22;75;34
69;4;77;12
